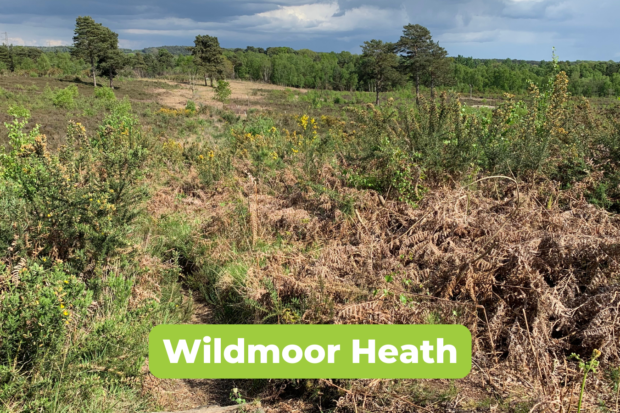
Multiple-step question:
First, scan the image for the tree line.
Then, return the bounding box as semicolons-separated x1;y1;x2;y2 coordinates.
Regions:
2;16;620;99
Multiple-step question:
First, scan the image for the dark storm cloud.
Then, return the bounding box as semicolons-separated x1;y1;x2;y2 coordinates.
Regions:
0;0;617;60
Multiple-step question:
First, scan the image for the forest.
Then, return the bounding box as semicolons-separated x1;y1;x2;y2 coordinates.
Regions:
2;27;620;98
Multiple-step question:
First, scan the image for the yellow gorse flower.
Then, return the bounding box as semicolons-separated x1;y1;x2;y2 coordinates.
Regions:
298;114;309;130
158;107;193;117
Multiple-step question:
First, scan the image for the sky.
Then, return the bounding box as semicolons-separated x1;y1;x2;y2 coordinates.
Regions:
0;0;616;61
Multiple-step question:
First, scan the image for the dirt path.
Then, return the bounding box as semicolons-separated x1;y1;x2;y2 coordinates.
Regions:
141;292;225;411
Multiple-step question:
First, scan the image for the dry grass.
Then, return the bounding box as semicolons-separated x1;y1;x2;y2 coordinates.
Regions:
4;73;618;412
167;161;620;411
145;78;306;114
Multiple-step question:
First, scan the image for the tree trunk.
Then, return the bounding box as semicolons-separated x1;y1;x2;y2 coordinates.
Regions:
210;75;214;87
375;82;380;105
204;73;208;87
91;57;97;87
415;72;420;105
109;74;113;89
469;84;473;99
430;77;435;99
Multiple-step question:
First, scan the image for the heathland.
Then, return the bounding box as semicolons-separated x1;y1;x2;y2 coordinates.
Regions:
1;66;619;413
1;18;620;413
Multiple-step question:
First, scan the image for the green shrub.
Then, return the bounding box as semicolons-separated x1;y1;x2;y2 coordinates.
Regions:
214;80;232;103
0;260;92;366
0;99;188;412
220;109;239;124
52;84;79;108
1;100;148;271
185;100;197;113
94;86;116;101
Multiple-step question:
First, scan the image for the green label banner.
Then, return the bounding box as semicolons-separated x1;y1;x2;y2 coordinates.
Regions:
149;325;472;379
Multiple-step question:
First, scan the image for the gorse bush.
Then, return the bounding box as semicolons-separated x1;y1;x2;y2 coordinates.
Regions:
0;99;187;412
340;72;620;209
1;100;148;271
0;260;92;367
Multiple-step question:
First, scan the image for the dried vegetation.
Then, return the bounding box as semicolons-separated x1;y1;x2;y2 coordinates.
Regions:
149;71;620;412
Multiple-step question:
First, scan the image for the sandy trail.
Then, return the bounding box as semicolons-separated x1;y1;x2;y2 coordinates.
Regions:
144;79;307;114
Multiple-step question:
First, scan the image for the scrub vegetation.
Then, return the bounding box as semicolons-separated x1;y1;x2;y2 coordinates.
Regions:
1;15;620;413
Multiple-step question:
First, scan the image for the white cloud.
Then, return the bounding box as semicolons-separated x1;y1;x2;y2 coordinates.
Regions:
245;2;408;33
118;38;143;48
45;39;67;46
120;2;408;40
8;37;26;46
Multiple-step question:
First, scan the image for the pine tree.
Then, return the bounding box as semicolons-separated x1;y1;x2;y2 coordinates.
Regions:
190;35;224;86
98;48;126;88
396;24;432;104
157;49;174;74
426;41;451;98
360;40;401;105
72;16;117;87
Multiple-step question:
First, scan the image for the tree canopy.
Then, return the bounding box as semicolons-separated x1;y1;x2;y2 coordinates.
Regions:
360;40;402;104
190;35;224;86
396;24;433;102
72;16;119;87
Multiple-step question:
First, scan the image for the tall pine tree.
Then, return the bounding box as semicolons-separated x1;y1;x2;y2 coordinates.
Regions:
190;35;224;86
396;24;432;104
360;40;401;105
72;16;117;87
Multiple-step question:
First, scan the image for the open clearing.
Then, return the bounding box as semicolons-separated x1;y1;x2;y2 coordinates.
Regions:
147;79;308;114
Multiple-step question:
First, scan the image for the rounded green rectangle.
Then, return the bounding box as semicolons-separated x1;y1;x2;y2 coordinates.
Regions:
149;324;471;379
